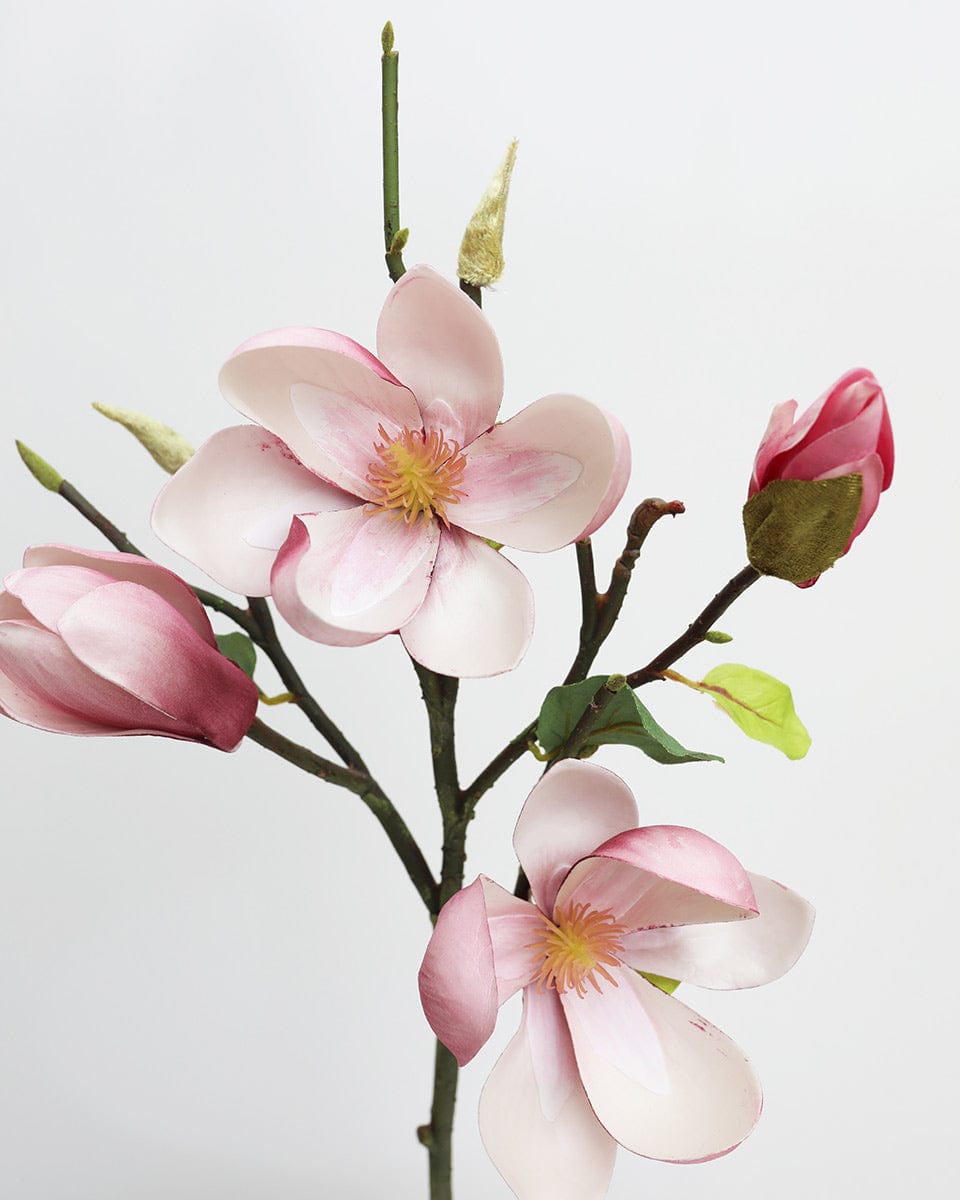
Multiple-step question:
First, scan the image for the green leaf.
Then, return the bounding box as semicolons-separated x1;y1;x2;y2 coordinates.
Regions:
638;970;681;995
216;633;257;679
742;474;863;583
536;676;723;765
699;663;811;760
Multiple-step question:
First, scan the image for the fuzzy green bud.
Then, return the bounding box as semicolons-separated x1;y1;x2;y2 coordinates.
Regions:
458;140;518;287
93;403;195;474
15;440;63;492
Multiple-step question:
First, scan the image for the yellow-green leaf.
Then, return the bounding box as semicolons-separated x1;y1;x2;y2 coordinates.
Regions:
699;663;811;760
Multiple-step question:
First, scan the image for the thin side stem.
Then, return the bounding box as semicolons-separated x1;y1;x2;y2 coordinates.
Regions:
381;24;406;282
627;564;761;687
463;499;684;809
245;718;438;911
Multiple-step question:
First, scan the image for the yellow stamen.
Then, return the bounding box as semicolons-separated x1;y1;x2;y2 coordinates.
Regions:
365;425;467;526
528;901;628;999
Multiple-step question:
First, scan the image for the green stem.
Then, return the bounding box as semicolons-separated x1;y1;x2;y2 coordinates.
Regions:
244;718;438;911
462;499;683;809
381;22;406;281
411;660;465;1200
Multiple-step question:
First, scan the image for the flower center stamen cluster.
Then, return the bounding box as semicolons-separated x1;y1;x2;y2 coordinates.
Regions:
528;901;628;998
365;424;467;526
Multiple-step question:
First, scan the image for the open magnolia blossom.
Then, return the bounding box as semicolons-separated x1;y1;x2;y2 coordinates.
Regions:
419;761;814;1199
152;266;630;676
0;545;259;750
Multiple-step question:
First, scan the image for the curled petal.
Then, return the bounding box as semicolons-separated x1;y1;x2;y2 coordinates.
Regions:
454;395;630;551
620;871;814;989
513;761;638;916
376;265;504;446
152;426;355;596
57;582;258;750
0;619;194;737
270;508;439;645
419;876;539;1066
566;970;762;1162
20;545;216;645
479;989;616;1200
399;529;533;677
219;327;421;490
6;565;119;632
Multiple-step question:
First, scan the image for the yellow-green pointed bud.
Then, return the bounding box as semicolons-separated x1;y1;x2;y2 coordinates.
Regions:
16;440;63;492
458;140;518;287
93;403;195;474
704;630;733;644
381;21;395;56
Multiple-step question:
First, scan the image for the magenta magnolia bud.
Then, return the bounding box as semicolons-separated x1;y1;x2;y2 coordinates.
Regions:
0;545;259;750
750;367;894;549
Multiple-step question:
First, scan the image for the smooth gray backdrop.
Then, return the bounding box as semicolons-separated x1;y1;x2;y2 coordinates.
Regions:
1;2;955;1197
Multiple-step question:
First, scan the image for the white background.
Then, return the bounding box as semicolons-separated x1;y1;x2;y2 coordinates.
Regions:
0;1;956;1197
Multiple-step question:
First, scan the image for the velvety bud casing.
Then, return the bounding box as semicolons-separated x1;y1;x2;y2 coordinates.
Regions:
0;545;259;750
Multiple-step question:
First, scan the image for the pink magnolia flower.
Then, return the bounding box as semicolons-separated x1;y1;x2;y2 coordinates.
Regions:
152;266;630;677
0;545;259;750
419;761;814;1198
749;367;894;568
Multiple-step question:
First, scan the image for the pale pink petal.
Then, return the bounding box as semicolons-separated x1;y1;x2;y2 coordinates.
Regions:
513;761;638;916
479;990;616;1200
576;409;632;540
57;583;259;750
452;395;629;551
0;620;199;737
566;970;762;1162
376;265;503;446
399;528;533;677
21;545;216;645
5;565;117;631
0;592;31;620
152;426;355;596
418;878;498;1067
559;965;670;1095
482;880;546;1003
556;826;757;930
270;508;438;644
621;872;814;989
524;985;581;1121
219;327;421;488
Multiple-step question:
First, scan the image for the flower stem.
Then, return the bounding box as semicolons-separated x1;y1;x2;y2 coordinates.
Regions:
244;718;438;911
381;22;406;282
411;660;465;1197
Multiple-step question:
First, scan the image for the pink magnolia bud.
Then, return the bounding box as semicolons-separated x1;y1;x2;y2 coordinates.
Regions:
750;367;894;548
0;545;259;750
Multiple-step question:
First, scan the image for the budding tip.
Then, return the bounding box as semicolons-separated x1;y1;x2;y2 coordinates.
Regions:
457;139;520;287
15;439;63;492
92;402;195;474
604;673;627;694
381;21;395;55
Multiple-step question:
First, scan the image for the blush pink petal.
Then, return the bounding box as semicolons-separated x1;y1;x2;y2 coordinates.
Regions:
452;396;630;552
271;508;439;643
479;989;617;1200
418;877;500;1067
482;881;547;1004
620;872;815;989
575;409;632;540
57;582;258;750
0;619;204;738
580;825;758;924
399;528;533;677
152;426;355;596
513;761;638;916
5;565;119;632
376;265;503;446
21;545;217;645
524;985;581;1121
219;327;421;487
565;970;762;1162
